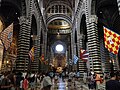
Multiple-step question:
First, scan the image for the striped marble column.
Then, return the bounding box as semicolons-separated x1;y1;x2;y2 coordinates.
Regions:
30;16;42;72
100;39;110;73
85;0;102;73
87;15;102;73
78;34;87;73
16;16;31;72
31;36;39;72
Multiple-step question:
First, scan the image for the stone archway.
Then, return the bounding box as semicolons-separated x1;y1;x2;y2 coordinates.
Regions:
77;14;88;73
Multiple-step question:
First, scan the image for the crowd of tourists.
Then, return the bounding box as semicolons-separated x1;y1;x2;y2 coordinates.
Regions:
82;70;120;90
0;70;120;90
0;71;78;90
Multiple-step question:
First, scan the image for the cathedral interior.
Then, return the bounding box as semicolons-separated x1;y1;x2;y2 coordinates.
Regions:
0;0;120;75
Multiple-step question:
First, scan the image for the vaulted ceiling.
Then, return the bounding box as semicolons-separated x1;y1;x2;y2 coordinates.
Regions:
43;0;73;9
96;0;120;34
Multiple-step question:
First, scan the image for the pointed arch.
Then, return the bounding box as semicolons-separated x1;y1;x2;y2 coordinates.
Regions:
30;15;37;49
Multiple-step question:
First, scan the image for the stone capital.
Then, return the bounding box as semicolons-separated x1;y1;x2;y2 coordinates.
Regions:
79;34;85;40
89;15;98;23
19;16;26;25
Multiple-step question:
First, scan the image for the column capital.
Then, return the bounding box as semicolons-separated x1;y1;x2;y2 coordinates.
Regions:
79;34;85;40
19;16;26;25
89;15;98;23
19;16;30;25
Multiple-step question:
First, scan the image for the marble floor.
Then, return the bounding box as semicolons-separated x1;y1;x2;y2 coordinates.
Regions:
51;78;88;90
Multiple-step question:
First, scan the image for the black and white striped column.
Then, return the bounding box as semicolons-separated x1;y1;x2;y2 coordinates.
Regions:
16;16;31;72
85;0;102;73
87;15;102;73
78;34;87;73
100;39;111;73
30;36;39;72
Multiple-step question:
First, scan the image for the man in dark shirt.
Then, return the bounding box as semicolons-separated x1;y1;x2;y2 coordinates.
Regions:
1;72;12;90
106;72;120;90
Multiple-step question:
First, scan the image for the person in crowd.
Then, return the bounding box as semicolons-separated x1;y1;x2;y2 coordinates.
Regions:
42;72;52;90
116;70;120;82
49;71;54;79
106;72;120;90
29;74;35;90
87;72;96;90
16;72;23;90
54;73;58;84
40;73;45;90
20;77;24;90
76;71;80;80
83;71;87;84
68;72;72;82
23;74;29;90
7;71;16;90
62;72;65;81
95;73;101;90
0;73;3;89
1;72;12;90
40;73;45;83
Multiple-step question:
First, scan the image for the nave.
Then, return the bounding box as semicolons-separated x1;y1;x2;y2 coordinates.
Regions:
37;78;89;90
52;78;77;90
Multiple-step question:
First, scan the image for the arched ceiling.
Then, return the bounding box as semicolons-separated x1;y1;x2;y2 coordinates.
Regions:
43;0;73;9
48;19;71;30
96;0;117;11
1;0;21;13
96;0;120;34
0;0;20;27
45;0;72;48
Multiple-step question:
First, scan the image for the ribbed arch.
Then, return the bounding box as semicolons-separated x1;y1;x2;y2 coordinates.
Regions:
46;14;72;27
80;14;87;49
30;15;37;49
2;0;21;14
45;2;72;13
31;15;37;35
